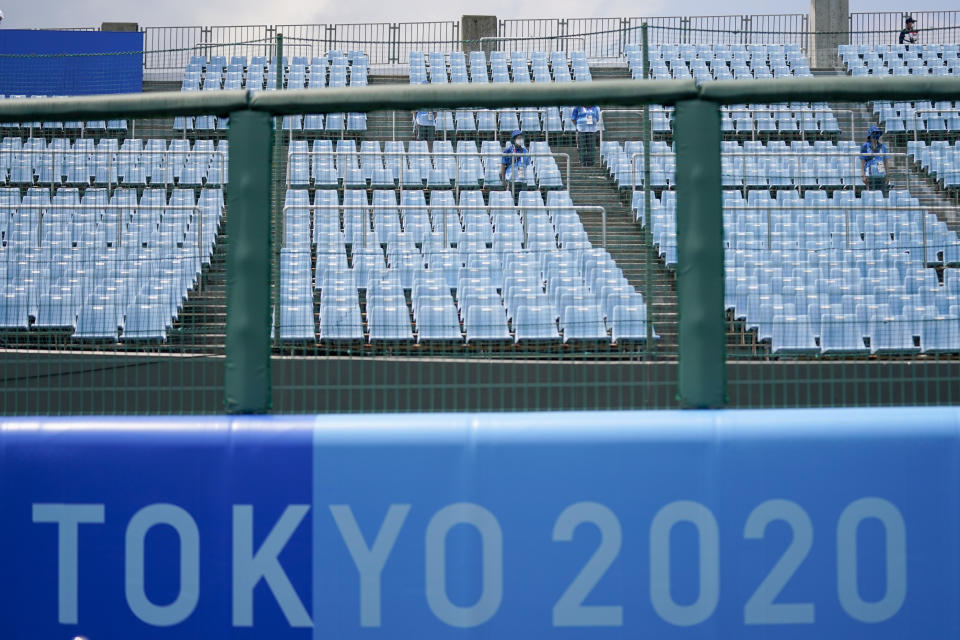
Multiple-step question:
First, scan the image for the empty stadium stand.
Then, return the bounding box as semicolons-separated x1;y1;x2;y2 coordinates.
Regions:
1;36;958;360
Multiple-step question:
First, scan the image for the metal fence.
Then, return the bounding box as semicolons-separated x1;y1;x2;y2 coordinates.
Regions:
0;77;958;414
850;11;960;47
130;10;960;79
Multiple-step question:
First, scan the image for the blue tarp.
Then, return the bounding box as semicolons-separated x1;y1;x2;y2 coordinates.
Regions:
0;29;143;96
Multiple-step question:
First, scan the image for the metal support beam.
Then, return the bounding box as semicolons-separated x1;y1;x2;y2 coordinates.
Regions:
225;110;274;413
675;99;726;408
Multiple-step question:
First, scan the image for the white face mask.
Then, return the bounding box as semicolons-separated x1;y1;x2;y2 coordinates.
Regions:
515;137;524;147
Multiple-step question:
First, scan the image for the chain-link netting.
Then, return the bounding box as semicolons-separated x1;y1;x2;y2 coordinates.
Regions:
2;23;960;414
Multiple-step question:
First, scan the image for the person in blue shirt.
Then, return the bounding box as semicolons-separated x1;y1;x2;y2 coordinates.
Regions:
501;129;530;186
415;109;436;143
571;105;601;167
414;80;436;143
860;125;889;196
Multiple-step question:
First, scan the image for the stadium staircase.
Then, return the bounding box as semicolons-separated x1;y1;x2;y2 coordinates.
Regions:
554;144;678;353
167;226;228;352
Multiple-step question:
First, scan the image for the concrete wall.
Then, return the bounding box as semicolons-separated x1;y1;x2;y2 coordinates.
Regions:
462;15;498;54
3;352;959;414
809;0;849;69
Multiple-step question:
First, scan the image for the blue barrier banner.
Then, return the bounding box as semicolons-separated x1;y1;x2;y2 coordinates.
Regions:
0;408;958;638
0;30;143;96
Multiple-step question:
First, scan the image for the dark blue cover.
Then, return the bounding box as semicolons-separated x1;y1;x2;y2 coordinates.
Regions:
0;29;143;96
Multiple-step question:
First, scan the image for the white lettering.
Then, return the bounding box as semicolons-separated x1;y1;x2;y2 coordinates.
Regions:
425;503;502;628
837;497;907;623
124;503;200;626
330;504;410;627
232;505;312;627
32;503;105;624
649;500;720;626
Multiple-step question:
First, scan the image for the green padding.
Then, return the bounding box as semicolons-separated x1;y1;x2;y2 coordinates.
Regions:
699;75;960;104
0;89;248;120
225;110;273;414
248;79;700;112
675;99;726;408
1;76;959;121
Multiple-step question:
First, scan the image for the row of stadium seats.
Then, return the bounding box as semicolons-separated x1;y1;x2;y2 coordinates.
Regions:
872;100;960;134
630;189;960;353
175;112;368;133
276;238;655;345
625;42;812;81
287;139;563;190
0;188;224;340
907;140;960;190
183;58;369;92
284;188;585;253
185;51;369;72
635;189;960;264
604;140;872;189
410;50;592;84
841;44;960;77
0;96;126;131
1;187;222;251
409;106;608;135
1;138;228;187
179;51;370;133
405;102;840;138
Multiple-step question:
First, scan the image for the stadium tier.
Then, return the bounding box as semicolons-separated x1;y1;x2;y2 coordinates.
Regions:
909;140;960;190
0;39;958;357
0;186;224;340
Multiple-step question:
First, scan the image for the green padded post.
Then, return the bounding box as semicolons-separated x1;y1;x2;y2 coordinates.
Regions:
674;99;726;408
225;110;274;413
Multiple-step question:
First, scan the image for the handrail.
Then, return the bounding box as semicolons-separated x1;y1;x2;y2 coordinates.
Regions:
286;150;570;196
2;77;960;121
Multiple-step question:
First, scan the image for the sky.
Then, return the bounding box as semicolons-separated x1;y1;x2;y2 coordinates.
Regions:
0;0;956;30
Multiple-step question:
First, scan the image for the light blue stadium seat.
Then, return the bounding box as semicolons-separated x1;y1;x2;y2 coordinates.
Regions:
319;304;363;342
922;316;960;353
820;314;869;354
123;303;168;341
35;294;77;329
561;304;608;343
74;301;121;341
369;303;413;342
869;317;920;354
770;315;819;354
514;304;560;343
465;305;510;343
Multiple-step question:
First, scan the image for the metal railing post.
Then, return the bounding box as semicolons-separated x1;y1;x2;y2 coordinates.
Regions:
675;98;725;408
642;22;654;352
225;110;274;414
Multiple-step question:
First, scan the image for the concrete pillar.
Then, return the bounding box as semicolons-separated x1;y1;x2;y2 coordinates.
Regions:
462;15;498;54
101;22;139;31
809;0;849;69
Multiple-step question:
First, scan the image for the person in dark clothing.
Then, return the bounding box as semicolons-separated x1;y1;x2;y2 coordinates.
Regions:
860;125;890;196
899;16;919;46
